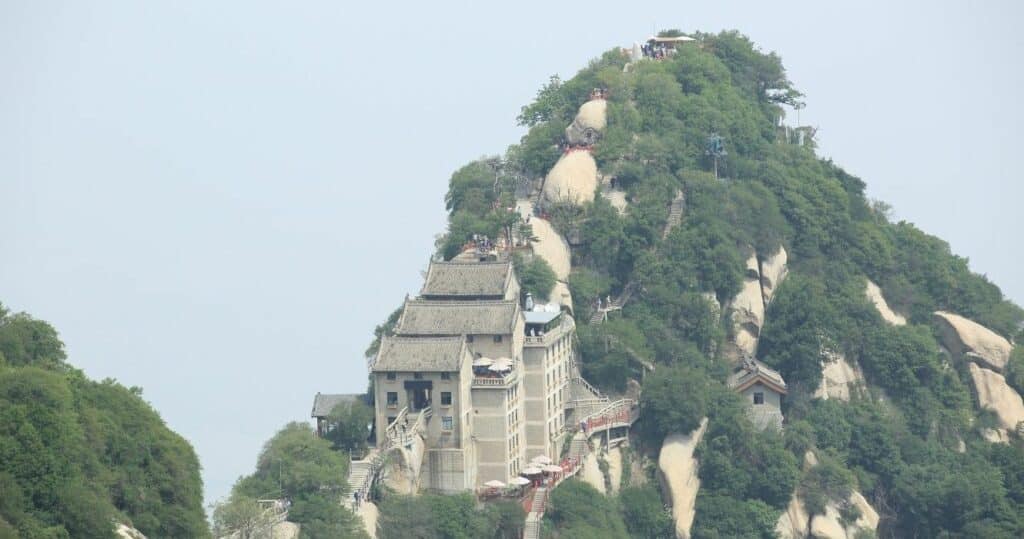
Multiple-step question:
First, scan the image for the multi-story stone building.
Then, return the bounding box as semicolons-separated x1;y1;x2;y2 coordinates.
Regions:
365;259;582;492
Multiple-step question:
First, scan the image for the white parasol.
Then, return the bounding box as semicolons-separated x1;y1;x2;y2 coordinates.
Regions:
509;477;531;486
530;455;553;465
473;357;494;367
543;465;563;473
521;466;543;475
484;480;506;488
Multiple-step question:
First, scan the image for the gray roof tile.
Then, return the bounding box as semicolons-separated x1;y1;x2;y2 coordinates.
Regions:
420;261;513;298
396;299;520;336
310;393;362;418
372;335;470;372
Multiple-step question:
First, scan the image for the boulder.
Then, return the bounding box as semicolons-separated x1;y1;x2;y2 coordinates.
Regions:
933;311;1012;372
865;280;906;326
968;362;1024;432
658;418;708;539
565;99;607;145
529;216;571;281
814;350;866;402
270;522;301;539
759;246;789;305
544;151;598;205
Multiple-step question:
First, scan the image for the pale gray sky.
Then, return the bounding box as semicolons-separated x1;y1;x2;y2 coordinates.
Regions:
2;1;1021;506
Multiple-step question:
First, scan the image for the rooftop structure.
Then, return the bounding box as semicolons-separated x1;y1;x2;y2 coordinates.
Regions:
372;336;472;372
395;299;521;337
420;261;518;300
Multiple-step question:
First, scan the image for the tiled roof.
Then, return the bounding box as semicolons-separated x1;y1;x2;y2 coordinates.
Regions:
727;356;787;394
371;335;470;372
310;393;362;418
396;299;520;336
420;261;513;298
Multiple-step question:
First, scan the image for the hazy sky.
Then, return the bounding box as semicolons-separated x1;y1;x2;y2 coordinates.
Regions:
3;1;1021;506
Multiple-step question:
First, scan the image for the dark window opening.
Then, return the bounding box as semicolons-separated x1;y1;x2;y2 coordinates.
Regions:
386;372;396;381
494;335;503;343
753;392;764;405
410;388;431;410
387;392;399;406
441;391;452;405
441;372;451;380
466;335;475;343
413;372;423;380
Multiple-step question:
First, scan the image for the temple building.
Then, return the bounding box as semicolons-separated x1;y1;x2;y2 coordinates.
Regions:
727;355;787;430
362;259;580;492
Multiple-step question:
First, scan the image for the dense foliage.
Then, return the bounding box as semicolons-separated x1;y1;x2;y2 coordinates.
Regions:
0;303;209;538
377;493;523;539
217;422;368;539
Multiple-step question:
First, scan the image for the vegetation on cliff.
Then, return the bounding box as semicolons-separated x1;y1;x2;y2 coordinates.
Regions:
0;303;209;538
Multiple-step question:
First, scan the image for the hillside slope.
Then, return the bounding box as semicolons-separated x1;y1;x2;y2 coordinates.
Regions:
0;303;209;538
429;30;1024;538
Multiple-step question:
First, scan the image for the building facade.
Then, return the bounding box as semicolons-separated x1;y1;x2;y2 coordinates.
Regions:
363;259;581;492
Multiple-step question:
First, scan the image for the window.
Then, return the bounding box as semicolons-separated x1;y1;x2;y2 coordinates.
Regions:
441;372;451;380
441;391;452;406
466;335;474;343
493;335;503;343
386;372;396;381
442;416;454;430
413;372;423;380
753;392;765;405
387;392;398;406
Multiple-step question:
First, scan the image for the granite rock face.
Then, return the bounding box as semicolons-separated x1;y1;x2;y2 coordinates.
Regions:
658;418;708;539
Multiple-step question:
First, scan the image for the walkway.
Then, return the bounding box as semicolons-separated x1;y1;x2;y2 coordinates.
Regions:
346;407;431;510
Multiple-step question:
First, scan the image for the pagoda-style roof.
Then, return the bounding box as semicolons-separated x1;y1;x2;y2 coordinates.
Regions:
371;335;471;372
420;260;515;299
727;356;788;395
396;299;520;336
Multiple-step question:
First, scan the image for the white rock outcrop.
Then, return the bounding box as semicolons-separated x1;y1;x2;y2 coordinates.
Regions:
116;524;147;539
565;99;607;145
606;446;623;495
658;418;708;539
865;280;906;326
548;280;573;311
776;452;880;539
968;362;1024;433
357;500;379;538
933;311;1012;372
730;254;765;357
759;246;788;305
581;444;606;495
529;216;571;281
383;436;424;494
543;151;598;205
601;189;628;214
814;350;866;402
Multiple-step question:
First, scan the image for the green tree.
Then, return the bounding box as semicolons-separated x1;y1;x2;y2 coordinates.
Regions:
324;400;374;453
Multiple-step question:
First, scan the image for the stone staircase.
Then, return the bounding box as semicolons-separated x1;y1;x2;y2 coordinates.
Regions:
523;487;549;539
346;458;374;508
661;189;685;240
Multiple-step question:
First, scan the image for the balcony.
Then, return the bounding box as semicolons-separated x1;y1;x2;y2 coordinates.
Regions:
472;369;519;388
